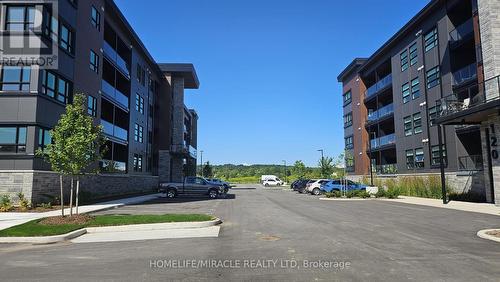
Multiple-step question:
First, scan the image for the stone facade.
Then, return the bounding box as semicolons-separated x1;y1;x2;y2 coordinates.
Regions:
478;0;500;83
480;116;500;205
0;171;158;205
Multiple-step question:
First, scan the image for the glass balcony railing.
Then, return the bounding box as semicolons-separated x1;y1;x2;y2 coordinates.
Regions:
452;63;477;86
458;155;483;171
103;41;130;77
189;145;197;158
370;133;396;150
101;80;129;109
99;159;127;174
367;103;394;122
449;18;473;44
365;74;392;99
101;119;128;141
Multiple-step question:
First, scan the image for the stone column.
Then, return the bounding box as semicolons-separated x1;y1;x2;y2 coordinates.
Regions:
478;0;500;99
158;150;171;182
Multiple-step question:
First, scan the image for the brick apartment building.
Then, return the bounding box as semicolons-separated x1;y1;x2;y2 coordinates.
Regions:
338;0;500;205
0;0;200;203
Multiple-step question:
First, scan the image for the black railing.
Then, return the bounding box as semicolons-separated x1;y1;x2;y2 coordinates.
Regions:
458;155;483;171
437;75;500;118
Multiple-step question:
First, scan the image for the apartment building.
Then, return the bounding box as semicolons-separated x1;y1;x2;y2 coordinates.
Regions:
338;0;500;204
0;0;200;203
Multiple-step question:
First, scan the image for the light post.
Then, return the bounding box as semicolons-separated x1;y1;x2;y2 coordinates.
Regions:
199;150;204;177
282;160;287;184
368;132;375;186
317;149;324;177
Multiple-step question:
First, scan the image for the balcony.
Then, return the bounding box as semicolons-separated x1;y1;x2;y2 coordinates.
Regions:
171;144;197;159
367;103;394;124
372;164;398;175
370;133;396;150
365;74;392;100
101;80;129;110
449;18;473;47
101;119;128;141
452;63;477;86
103;41;130;78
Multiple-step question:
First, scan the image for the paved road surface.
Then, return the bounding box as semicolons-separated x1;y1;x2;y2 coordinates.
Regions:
1;184;500;281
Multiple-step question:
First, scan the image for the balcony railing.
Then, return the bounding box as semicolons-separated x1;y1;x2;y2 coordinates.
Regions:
189;145;197;158
452;63;477;86
101;119;128;141
449;18;473;44
367;103;394;123
458;155;483;171
437;75;500;118
372;164;398;175
103;41;130;77
99;159;127;174
101;80;129;109
370;133;396;150
365;74;392;99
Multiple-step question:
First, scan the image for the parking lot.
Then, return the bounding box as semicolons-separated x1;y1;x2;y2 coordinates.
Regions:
1;184;500;281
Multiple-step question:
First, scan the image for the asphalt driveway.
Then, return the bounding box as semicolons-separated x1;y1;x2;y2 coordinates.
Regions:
1;184;499;281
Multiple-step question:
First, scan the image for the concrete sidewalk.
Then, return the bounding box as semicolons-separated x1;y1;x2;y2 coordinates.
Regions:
0;193;162;231
382;196;500;216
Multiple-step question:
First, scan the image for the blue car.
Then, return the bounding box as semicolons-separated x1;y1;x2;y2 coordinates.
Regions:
320;180;367;193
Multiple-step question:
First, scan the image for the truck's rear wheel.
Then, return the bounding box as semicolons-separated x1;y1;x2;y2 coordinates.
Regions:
209;189;218;199
166;189;177;198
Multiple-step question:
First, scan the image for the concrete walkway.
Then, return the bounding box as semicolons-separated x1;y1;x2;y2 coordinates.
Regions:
0;193;162;231
381;196;500;216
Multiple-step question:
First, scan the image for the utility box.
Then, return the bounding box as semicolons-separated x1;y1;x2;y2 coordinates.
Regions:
366;186;378;195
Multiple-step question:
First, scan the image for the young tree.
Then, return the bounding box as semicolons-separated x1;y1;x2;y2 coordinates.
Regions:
292;160;307;179
318;156;334;178
203;161;214;178
37;93;105;216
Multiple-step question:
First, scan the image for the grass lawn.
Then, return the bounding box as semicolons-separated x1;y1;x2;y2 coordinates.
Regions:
0;214;214;237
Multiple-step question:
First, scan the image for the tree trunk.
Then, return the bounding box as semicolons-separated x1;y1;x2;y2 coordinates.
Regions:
60;174;64;217
75;177;80;215
69;177;74;217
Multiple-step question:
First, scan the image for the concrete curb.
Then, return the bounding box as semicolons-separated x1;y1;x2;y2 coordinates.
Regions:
319;197;375;201
0;228;87;244
0;218;222;244
477;229;500;243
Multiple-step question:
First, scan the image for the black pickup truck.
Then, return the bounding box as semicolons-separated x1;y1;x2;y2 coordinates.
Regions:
158;176;224;199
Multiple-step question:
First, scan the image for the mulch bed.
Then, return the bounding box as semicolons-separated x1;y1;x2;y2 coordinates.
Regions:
486;230;500;238
39;214;94;225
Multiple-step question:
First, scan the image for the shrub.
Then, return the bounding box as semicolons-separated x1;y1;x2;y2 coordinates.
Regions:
325;191;341;198
386;187;400;199
357;190;371;198
0;195;13;212
17;192;30;211
38;202;53;209
375;188;386;198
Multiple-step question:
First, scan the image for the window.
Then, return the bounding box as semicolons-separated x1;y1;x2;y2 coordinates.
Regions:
134;124;143;143
345;136;353;149
404;116;413;136
0;66;30;91
59;23;74;53
38;128;52;149
133;154;143;172
428;105;439;126
89;50;99;73
91;6;100;30
426;66;440;89
42;10;58;41
135;94;144;114
406;149;414;169
402;82;410;104
431;145;447;166
87;95;97;116
415;148;424;168
413;113;422;134
344;112;353;128
343;90;352;105
411;78;420;100
409;43;418;66
6;6;35;31
400;50;408;71
0;127;27;153
41;70;72;104
136;64;146;86
346;157;354;171
424;28;438;52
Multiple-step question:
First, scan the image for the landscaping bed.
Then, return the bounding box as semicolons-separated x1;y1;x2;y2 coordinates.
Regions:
486;230;500;238
0;214;214;237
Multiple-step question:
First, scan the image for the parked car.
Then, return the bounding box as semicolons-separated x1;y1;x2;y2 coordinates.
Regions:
320;179;367;193
297;179;314;193
207;178;231;193
158;176;224;199
260;175;282;184
292;179;310;191
262;178;284;187
306;179;332;195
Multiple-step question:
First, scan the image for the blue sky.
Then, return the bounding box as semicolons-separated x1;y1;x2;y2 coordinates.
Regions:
115;0;430;167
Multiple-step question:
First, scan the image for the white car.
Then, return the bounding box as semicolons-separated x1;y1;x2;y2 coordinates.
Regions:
262;179;284;187
306;179;331;195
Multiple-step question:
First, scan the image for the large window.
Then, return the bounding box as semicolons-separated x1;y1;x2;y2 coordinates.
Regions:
400;50;408;72
409;43;418;66
343;90;352;105
428;105;439;126
87;95;97;116
413;112;422;134
345;135;353;149
0;127;27;153
404;116;413;136
431;145;447;166
136;64;146;86
91;6;101;30
59;23;74;53
424;28;438;52
41;70;72;104
133;154;143;172
411;77;420;100
426;66;440;89
344;112;353;128
134;124;143;143
346;157;354;171
38;128;52;149
406;149;414;169
135;94;144;114
90;50;99;73
6;6;35;31
415;148;424;168
402;82;410;104
0;66;30;91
